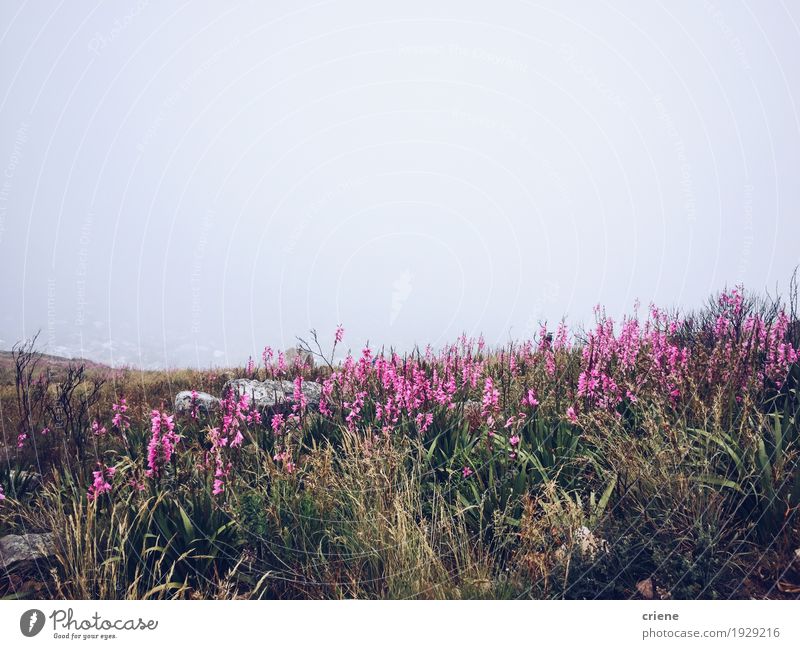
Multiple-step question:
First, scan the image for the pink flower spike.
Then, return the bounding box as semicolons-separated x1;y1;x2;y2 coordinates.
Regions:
112;397;131;431
87;465;115;501
146;409;180;478
522;389;539;409
212;479;225;495
566;406;578;424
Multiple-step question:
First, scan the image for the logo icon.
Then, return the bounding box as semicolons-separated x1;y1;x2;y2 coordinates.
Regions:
20;609;45;637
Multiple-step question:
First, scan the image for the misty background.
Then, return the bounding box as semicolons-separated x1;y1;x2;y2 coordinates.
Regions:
1;1;799;368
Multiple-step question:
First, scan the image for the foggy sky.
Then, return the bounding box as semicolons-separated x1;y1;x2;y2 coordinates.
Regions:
1;1;799;368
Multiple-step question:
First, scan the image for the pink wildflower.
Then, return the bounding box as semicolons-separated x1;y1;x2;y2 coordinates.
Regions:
128;477;146;492
186;390;199;418
481;376;500;416
262;346;274;373
271;413;286;435
566;406;578;424
415;412;434;433
87;465;115;501
146;410;179;478
273;449;296;473
522;388;539;409
292;376;308;415
111;397;130;431
277;352;286;377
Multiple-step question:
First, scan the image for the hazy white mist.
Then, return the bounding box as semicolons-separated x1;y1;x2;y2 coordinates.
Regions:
1;1;799;368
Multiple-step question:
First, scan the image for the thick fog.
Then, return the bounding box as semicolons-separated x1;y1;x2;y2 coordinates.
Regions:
1;1;799;368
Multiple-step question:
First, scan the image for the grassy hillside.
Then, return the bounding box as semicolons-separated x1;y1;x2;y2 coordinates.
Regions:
1;284;799;599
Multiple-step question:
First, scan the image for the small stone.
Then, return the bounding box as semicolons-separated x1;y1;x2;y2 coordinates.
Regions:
174;390;220;415
0;533;56;571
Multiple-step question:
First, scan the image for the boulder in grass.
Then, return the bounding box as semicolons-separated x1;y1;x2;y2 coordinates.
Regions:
223;378;322;411
0;533;56;571
174;390;220;416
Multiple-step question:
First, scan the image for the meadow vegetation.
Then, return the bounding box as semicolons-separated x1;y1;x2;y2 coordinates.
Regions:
2;282;800;599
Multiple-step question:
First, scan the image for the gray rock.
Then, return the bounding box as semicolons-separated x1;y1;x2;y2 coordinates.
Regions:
299;380;322;406
284;347;316;368
174;390;220;415
223;378;322;411
0;533;56;570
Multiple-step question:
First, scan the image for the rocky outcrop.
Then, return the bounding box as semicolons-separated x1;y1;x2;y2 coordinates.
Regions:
174;390;220;415
223;378;322;411
0;533;56;571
